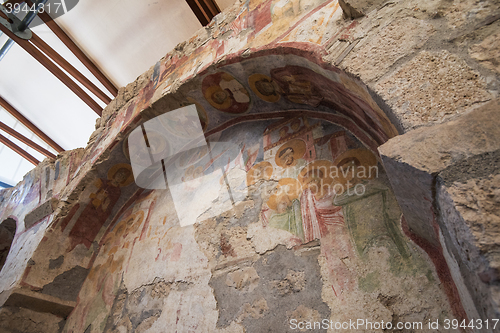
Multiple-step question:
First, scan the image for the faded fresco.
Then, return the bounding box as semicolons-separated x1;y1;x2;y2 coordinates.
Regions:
1;0;491;329
0;52;461;333
59;116;454;333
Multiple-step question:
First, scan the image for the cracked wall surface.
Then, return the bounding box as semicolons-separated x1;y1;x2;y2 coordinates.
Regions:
0;0;498;331
62;118;454;333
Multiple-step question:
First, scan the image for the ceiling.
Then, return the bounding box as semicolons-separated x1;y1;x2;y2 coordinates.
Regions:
0;0;233;188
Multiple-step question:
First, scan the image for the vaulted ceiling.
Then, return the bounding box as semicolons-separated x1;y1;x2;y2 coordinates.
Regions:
0;0;232;188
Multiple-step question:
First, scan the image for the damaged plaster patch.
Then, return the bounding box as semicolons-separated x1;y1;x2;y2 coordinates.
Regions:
225;267;260;293
41;265;89;302
49;255;64;270
235;298;268;322
287;305;322;327
272;270;306;296
210;245;329;333
195;199;261;270
0;306;65;333
104;278;195;333
376;50;491;129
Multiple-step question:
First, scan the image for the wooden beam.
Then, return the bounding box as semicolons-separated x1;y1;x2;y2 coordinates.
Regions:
193;0;211;25
0;23;103;116
0;96;64;153
25;0;118;97
0;121;56;159
202;0;220;17
30;33;112;104
186;0;221;26
0;132;39;165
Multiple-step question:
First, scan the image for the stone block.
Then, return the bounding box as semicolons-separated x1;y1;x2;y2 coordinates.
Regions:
379;98;500;321
24;198;59;230
343;17;434;82
376;50;492;130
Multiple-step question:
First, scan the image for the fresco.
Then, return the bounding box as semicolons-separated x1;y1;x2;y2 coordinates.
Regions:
0;0;478;329
62;189;158;333
202;72;251;114
67;164;134;251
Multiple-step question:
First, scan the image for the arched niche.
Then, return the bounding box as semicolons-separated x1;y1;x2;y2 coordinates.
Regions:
118;52;467;320
60;50;469;332
0;218;16;272
67;113;466;333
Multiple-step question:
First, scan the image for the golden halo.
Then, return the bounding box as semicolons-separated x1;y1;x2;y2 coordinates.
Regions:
275;139;306;167
267;178;301;211
246;161;273;186
205;85;231;110
248;74;280;103
122;135;130;161
145;131;169;156
107;163;134;187
297;160;335;187
123;210;145;236
298;160;348;197
333;148;378;180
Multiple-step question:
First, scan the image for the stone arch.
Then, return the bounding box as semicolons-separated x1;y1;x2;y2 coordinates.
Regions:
96;107;463;332
0;217;16;272
129;48;401;152
123;43;474;322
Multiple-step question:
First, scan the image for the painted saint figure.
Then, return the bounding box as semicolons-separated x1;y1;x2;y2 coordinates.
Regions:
68;164;134;251
298;161;344;242
203;72;250;114
248;73;281;103
264;178;304;241
275;139;307;179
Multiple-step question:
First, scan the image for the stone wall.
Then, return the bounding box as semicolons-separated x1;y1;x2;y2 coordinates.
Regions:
0;0;498;332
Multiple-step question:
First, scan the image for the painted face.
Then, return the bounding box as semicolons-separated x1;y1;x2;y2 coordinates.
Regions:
114;168;130;184
255;79;276;96
192;166;203;179
260;183;278;200
254;167;263;178
276;195;291;214
212;90;229;104
280;148;295;167
305;170;324;194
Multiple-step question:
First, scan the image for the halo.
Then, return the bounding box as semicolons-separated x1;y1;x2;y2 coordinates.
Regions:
204;85;231;110
333;148;378;180
187;97;208;132
275;139;306;167
267;178;301;211
122;135;130;161
248;74;280;103
298;160;348;197
246;161;273;186
126;129;169;167
107;163;134;187
124;210;145;236
298;160;334;186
